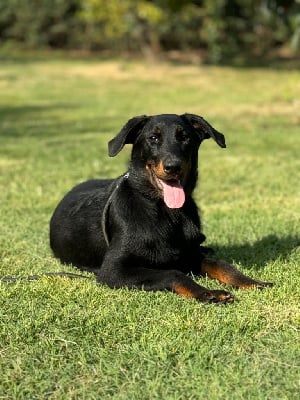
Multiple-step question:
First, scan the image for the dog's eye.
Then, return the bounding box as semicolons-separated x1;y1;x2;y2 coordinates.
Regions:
177;132;189;143
149;135;160;144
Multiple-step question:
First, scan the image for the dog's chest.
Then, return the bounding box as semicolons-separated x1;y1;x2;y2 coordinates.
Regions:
129;204;201;265
112;187;202;266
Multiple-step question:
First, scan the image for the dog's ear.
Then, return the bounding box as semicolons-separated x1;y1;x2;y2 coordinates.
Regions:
182;113;226;148
108;115;149;157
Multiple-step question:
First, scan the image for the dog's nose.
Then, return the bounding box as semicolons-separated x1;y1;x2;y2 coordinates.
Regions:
163;160;182;175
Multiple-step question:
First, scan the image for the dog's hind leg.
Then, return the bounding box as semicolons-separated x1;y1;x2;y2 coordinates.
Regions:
200;259;273;289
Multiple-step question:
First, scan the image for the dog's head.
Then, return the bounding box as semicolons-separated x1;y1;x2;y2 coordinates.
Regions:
108;114;226;208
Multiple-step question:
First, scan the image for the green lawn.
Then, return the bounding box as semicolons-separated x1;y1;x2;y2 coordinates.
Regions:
0;52;299;399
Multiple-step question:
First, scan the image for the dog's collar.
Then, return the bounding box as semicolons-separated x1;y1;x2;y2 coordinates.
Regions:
102;172;129;246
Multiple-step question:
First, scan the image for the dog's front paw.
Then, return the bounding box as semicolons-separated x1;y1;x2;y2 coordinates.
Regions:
252;280;274;289
198;289;234;304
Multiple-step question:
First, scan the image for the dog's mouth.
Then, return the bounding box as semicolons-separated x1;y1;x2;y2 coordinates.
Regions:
155;176;185;209
147;164;185;209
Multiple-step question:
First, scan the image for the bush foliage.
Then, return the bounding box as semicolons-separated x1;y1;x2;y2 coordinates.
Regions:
0;0;299;62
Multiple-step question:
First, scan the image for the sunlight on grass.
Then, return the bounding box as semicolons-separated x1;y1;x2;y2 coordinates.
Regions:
0;54;299;399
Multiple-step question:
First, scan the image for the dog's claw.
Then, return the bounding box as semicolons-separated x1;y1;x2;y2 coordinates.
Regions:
199;290;234;304
254;281;274;289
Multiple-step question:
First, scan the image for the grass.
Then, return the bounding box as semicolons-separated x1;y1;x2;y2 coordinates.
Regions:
0;52;299;399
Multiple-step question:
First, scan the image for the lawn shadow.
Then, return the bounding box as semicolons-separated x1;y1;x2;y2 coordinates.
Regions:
0;104;114;139
164;51;300;71
213;234;299;270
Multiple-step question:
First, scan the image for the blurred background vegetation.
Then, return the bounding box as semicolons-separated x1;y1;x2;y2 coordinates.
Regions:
0;0;299;64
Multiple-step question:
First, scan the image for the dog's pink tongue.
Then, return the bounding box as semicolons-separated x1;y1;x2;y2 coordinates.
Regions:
159;179;185;208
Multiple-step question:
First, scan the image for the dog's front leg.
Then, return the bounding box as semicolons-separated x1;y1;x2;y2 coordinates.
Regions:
96;255;234;304
200;259;273;289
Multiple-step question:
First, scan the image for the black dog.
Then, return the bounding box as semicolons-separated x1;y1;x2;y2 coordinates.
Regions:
50;113;273;303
